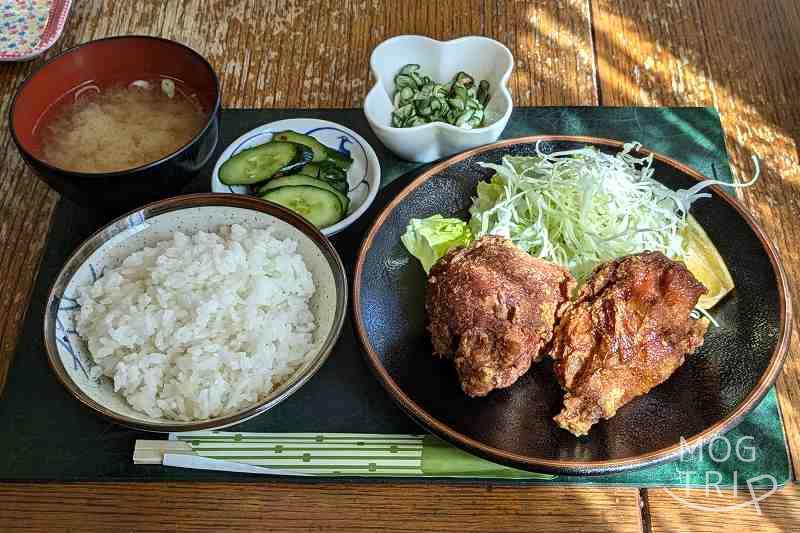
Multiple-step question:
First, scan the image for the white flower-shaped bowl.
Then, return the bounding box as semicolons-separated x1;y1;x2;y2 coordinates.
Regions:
364;35;514;163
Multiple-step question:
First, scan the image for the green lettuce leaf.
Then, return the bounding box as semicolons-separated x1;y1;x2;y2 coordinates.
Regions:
401;215;472;273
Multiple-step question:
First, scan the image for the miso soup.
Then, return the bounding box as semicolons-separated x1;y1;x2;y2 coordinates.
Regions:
38;78;207;173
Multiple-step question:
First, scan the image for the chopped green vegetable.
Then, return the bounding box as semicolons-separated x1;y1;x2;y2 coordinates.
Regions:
400;215;472;273
399;64;421;76
390;64;490;129
477;80;490;107
161;79;176;98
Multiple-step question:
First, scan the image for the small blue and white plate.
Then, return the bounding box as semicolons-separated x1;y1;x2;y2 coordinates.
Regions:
211;118;381;236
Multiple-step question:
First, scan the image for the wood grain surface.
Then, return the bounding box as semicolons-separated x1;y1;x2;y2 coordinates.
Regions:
0;0;797;531
0;483;641;532
647;484;800;533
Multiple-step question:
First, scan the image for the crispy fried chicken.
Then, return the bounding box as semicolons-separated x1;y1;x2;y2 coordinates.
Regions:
550;251;709;436
426;236;576;397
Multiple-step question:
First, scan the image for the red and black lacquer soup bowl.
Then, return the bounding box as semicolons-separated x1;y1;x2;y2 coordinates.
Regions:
353;136;791;476
9;35;221;215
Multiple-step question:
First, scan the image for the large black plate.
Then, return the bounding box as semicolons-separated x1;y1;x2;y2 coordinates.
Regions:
353;136;791;475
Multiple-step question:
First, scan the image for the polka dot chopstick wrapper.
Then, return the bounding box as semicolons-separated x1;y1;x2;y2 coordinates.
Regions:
134;432;555;479
0;0;72;61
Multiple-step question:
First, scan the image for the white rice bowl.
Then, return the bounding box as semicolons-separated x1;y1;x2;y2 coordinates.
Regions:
74;224;317;421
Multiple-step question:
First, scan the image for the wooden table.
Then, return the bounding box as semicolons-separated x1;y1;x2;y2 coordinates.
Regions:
0;1;797;531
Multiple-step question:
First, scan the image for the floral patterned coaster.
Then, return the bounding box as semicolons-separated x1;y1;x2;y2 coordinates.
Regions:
0;0;71;61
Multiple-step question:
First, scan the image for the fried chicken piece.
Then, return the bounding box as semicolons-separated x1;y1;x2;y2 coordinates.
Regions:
551;251;709;436
426;235;576;397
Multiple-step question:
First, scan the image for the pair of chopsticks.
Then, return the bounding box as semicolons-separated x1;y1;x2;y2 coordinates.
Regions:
134;432;556;479
134;440;313;476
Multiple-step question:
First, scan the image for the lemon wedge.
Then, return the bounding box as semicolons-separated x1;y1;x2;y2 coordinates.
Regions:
681;215;735;309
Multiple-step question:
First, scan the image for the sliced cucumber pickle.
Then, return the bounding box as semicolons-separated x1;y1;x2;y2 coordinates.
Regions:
258;175;349;214
301;162;349;193
261;186;343;228
323;147;354;170
219;141;313;185
272;131;328;163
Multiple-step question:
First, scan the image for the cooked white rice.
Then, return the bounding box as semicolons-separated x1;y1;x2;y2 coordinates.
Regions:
75;224;316;421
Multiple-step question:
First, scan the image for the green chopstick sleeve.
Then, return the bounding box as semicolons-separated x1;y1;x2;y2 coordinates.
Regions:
421;435;555;479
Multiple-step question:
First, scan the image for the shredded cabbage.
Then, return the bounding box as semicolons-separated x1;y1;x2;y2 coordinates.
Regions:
469;141;759;280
